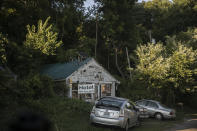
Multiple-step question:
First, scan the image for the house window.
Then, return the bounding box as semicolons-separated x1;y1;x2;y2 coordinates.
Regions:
101;84;111;97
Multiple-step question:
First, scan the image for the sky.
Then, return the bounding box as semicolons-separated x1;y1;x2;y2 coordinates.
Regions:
84;0;152;8
84;0;95;8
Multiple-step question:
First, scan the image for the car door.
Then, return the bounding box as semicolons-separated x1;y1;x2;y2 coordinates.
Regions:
125;102;137;126
130;103;138;123
145;101;159;116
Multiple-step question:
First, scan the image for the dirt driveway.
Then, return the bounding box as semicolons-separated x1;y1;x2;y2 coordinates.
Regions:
166;118;197;131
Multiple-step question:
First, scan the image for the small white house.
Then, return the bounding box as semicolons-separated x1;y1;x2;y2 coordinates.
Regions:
41;58;120;102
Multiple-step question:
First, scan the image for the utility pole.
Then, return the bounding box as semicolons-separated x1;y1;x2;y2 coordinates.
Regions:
149;14;154;43
148;30;152;43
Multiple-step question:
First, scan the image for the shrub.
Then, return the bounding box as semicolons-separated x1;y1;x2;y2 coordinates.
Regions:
17;73;55;101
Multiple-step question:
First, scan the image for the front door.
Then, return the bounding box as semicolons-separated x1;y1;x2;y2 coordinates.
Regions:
101;84;112;97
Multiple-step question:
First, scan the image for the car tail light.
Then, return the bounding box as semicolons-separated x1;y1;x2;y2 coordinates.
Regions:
170;111;173;115
119;109;124;117
143;108;147;112
91;106;95;114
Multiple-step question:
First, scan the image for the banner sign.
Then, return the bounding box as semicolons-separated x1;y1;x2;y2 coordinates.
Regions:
78;84;95;94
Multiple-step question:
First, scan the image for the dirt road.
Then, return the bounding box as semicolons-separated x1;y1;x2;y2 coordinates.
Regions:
167;118;197;131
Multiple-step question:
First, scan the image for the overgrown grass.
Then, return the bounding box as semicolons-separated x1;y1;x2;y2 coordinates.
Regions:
1;96;196;131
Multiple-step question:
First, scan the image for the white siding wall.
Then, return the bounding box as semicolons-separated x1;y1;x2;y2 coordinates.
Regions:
66;59;119;98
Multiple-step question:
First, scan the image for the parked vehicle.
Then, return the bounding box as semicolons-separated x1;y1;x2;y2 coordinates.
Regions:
90;96;140;131
129;100;149;119
134;104;149;119
135;99;176;120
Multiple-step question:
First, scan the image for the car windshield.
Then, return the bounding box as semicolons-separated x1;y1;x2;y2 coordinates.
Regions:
96;99;123;110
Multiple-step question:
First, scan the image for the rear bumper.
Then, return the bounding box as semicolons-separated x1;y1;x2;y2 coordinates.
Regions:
90;113;125;128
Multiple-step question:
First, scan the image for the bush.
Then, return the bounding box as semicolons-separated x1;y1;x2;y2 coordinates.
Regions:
64;98;93;113
53;81;68;97
0;69;17;107
181;92;197;109
117;78;152;101
17;73;55;101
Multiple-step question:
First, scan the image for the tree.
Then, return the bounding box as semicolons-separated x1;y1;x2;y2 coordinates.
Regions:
24;16;62;55
133;41;197;102
168;43;197;90
176;28;197;49
134;42;170;99
135;43;169;84
95;0;139;78
142;0;197;42
0;0;53;44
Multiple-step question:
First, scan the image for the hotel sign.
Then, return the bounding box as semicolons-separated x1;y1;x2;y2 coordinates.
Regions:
78;84;95;94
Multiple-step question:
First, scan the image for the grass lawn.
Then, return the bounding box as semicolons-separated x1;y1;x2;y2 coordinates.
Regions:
49;100;188;131
55;103;197;131
58;111;185;131
1;97;196;131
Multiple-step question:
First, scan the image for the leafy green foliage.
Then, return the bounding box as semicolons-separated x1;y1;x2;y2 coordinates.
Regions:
24;17;62;55
17;73;55;100
135;43;169;81
133;41;197;104
142;0;197;42
0;68;17;107
168;43;197;87
0;33;8;65
134;42;197;88
118;77;151;101
176;28;197;49
0;1;197;129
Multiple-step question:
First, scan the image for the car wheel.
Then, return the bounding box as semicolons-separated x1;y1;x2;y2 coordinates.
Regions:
125;121;129;131
155;113;163;120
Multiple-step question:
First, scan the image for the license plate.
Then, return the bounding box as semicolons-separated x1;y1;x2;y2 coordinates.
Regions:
104;112;109;115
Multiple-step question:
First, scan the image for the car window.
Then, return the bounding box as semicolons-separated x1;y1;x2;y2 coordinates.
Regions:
160;103;168;108
147;101;158;108
136;100;147;106
96;99;123;110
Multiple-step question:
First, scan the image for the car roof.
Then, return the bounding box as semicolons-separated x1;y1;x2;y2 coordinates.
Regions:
137;99;160;104
100;96;128;102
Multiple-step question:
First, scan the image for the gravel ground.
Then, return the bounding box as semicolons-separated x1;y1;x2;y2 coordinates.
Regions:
166;118;197;131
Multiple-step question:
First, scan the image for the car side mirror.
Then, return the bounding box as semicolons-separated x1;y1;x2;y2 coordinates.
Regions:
126;103;131;108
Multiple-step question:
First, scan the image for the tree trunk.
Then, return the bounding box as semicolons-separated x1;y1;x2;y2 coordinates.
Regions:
108;52;110;69
126;47;132;80
115;48;125;79
95;14;98;58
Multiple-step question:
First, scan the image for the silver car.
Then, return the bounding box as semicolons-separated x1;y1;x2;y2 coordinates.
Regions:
90;96;140;131
135;99;176;120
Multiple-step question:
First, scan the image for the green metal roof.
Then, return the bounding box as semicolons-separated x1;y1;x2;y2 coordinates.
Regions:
40;58;92;80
